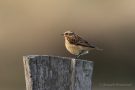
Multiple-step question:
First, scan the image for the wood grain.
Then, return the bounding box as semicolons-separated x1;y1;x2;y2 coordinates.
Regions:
23;55;93;90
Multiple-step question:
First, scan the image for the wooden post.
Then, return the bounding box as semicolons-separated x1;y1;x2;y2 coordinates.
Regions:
23;55;94;90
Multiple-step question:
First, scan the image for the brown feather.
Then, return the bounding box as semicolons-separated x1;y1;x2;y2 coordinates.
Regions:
67;35;95;48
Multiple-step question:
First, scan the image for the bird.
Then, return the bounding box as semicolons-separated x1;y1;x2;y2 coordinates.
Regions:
62;31;103;59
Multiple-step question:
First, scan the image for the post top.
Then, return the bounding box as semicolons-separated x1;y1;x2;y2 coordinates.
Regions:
23;55;93;63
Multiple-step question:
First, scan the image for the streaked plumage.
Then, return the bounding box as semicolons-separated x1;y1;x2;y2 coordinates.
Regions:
62;31;102;58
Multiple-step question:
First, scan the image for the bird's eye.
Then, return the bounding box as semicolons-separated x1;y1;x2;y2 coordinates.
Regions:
65;33;68;35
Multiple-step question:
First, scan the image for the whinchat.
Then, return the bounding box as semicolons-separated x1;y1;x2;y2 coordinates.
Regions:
62;31;103;58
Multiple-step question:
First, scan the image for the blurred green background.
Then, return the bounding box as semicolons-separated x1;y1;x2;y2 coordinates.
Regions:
0;0;135;90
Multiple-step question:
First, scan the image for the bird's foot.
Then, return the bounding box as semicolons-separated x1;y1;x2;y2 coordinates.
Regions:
75;56;78;59
75;54;81;59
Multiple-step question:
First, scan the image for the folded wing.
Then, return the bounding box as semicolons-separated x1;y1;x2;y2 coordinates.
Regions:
67;35;95;48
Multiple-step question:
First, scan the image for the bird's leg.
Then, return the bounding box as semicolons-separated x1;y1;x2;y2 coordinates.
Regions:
75;51;84;59
75;54;81;59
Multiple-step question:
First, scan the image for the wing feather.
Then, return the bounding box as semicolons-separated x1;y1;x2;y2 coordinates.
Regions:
67;35;95;48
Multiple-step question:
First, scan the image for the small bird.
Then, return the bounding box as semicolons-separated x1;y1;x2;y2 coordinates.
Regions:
62;31;103;59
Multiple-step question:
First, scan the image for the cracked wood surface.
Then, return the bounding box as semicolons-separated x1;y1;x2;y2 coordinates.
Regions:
23;55;93;90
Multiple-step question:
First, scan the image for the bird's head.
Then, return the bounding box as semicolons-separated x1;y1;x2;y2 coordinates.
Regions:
62;31;75;38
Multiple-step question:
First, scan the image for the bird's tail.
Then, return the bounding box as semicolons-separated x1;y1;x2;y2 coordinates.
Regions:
95;47;103;51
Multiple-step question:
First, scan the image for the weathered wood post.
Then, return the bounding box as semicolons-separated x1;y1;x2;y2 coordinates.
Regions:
23;55;94;90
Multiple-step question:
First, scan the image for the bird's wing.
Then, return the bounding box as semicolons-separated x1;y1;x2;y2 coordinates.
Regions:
75;35;95;48
67;35;95;48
